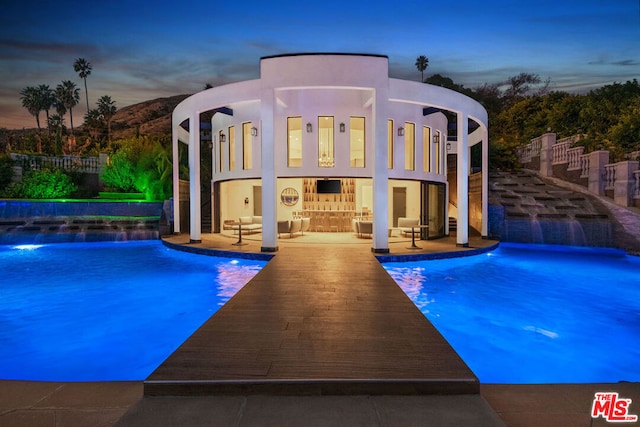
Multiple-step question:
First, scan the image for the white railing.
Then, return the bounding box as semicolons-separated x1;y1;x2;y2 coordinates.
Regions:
603;164;616;190
552;140;572;164
580;154;590;178
10;154;101;174
567;146;584;171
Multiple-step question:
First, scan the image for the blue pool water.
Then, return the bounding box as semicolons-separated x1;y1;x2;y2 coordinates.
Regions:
383;243;640;384
0;241;266;381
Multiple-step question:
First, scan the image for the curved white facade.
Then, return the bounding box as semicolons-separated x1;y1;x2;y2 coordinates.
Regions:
172;53;488;252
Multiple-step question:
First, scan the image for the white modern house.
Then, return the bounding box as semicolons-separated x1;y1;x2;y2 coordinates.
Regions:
172;53;488;253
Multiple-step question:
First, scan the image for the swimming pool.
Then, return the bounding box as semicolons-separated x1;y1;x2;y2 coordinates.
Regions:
0;240;266;381
383;243;640;384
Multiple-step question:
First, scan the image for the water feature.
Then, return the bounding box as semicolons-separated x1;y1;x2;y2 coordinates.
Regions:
383;243;640;383
0;240;266;381
490;172;613;246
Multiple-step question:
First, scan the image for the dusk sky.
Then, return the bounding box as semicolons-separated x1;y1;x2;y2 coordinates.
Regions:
1;0;638;129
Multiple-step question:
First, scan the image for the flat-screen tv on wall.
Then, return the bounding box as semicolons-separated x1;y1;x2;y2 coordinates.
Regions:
316;179;341;194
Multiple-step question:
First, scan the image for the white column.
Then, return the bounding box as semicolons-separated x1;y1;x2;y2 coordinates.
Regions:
481;126;489;237
260;88;278;252
172;124;180;234
456;113;469;247
372;88;389;253
188;113;201;243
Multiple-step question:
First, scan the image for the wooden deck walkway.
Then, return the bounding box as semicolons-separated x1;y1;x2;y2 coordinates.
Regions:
145;243;479;396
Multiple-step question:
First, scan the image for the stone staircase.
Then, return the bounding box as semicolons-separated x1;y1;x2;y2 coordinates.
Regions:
489;170;615;247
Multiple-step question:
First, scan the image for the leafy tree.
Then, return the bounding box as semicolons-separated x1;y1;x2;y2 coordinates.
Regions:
55;80;80;134
73;58;92;111
415;55;429;82
0;154;14;195
101;136;172;200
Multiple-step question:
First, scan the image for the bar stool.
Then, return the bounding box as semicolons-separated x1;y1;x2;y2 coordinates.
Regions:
315;212;326;232
329;215;339;232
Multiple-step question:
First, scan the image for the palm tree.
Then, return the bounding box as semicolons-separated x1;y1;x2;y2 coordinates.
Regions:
36;85;55;135
20;86;42;131
97;95;116;143
73;58;92;111
415;55;429;82
55;80;80;134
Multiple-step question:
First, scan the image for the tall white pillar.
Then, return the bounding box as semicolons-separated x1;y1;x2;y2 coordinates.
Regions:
372;88;389;253
172;125;180;234
481;126;489;237
188;113;201;243
456;113;469;247
260;88;278;252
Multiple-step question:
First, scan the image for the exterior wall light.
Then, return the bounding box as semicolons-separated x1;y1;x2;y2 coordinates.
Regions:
433;132;440;144
244;197;249;206
446;142;452;151
397;127;404;136
339;122;345;133
251;126;258;136
220;133;226;143
306;123;312;133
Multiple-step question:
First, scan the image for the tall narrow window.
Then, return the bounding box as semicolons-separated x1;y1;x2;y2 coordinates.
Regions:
387;120;394;169
435;130;441;174
318;116;334;167
404;122;415;171
243;122;252;170
350;117;365;168
423;126;431;172
218;130;224;172
228;126;235;171
287;117;302;167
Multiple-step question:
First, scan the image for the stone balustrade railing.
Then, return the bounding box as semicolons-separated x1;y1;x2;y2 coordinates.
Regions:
552;140;572;164
566;146;584;171
603;164;616;190
517;133;640;208
10;153;105;174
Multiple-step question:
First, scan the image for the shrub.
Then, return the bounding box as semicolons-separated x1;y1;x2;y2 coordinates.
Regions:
16;169;77;199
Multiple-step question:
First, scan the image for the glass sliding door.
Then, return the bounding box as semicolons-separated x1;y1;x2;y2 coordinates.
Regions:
421;181;445;239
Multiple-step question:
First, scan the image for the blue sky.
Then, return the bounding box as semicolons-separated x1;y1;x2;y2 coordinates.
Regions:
1;0;638;129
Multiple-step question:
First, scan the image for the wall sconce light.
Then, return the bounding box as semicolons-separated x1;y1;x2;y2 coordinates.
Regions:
397;127;404;136
244;197;249;206
446;142;452;151
219;133;226;143
306;123;312;133
433;133;440;144
251;126;258;137
339;122;345;133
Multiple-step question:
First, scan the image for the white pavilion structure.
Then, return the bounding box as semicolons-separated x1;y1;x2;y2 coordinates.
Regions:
172;53;488;253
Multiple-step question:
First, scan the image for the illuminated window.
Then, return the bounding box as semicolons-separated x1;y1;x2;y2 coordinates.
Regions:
228;126;235;171
423;126;431;172
218;130;224;172
350;117;365;168
404;122;415;171
243;122;252;170
388;120;394;169
318;116;334;167
435;130;442;174
287;117;302;167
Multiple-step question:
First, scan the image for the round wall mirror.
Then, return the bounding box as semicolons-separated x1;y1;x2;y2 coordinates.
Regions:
280;188;299;206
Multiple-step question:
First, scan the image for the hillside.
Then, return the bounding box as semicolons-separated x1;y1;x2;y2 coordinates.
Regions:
110;94;190;139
